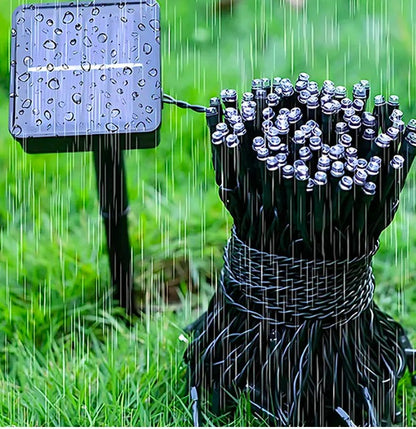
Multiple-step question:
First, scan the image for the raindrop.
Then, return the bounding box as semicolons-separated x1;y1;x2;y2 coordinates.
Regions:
10;60;16;67
73;70;82;77
110;78;117;85
44;110;52;120
105;102;112;108
138;23;146;31
132;92;139;100
35;13;44;22
9;93;16;98
65;112;74;121
97;33;108;43
100;75;107;81
58;101;65;108
46;19;54;26
11;28;17;37
55;52;63;60
138;79;146;87
143;43;152;54
36;119;42;126
149;19;160;31
81;61;91;72
18;72;31;82
87;104;93;112
118;2;126;8
75;23;82;31
43;40;57;50
22;99;32;109
111;49;117;58
12;125;22;136
123;80;129;86
111;108;120;118
83;36;93;48
33;108;40;115
136;122;146;131
145;105;153;114
156;35;160;44
121;17;128;23
19;110;24;115
92;7;100;15
48;78;60;90
23;56;33;66
106;123;119;132
46;63;54;72
63;11;74;24
117;88;124;94
47;98;53;104
70;39;77;45
148;68;157;77
17;17;25;25
55;28;63;35
92;26;99;32
72;93;82;104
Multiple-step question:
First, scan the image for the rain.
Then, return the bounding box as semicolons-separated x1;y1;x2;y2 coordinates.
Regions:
0;0;415;426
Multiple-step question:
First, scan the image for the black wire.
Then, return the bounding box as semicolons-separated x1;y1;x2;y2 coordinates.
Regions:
163;93;208;113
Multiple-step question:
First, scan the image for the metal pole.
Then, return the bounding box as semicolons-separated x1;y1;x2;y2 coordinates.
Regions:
93;143;135;315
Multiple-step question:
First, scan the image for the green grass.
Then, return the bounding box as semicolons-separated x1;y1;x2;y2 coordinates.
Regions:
0;0;416;425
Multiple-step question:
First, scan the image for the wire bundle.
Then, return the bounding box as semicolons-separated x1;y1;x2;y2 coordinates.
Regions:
185;74;416;427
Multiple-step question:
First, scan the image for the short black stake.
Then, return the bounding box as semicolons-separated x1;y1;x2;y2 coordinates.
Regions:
93;145;135;315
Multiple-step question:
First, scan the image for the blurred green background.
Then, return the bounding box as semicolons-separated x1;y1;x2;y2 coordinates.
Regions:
0;0;416;425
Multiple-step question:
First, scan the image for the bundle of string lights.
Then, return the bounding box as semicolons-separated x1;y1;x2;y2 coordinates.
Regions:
185;73;416;427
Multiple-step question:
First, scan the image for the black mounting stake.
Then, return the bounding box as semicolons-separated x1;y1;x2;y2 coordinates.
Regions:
93;144;135;315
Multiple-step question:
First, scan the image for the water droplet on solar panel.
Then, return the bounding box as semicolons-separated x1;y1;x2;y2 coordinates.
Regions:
83;36;93;47
145;106;153;113
111;109;120;117
46;63;54;72
143;43;152;54
11;28;17;37
46;19;54;26
118;2;126;8
65;112;74;121
75;23;82;31
138;79;146;87
110;78;117;85
22;99;32;109
81;61;91;72
18;72;30;82
36;119;42;126
100;74;107;81
70;39;77;45
19;110;24;115
121;17;128;23
87;104;93;112
148;68;157;77
63;11;74;24
97;33;107;43
43;40;57;50
92;7;100;15
12;125;22;136
10;60;16;67
44;110;52;120
54;28;63;35
47;98;53;104
48;78;60;90
33;108;40;115
23;56;33;66
106;123;119;132
35;13;44;22
123;66;133;75
136;122;146;131
111;49;117;58
58;101;65;108
138;23;145;31
117;88;124;94
132;92;139;100
149;19;160;31
72;93;82;104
